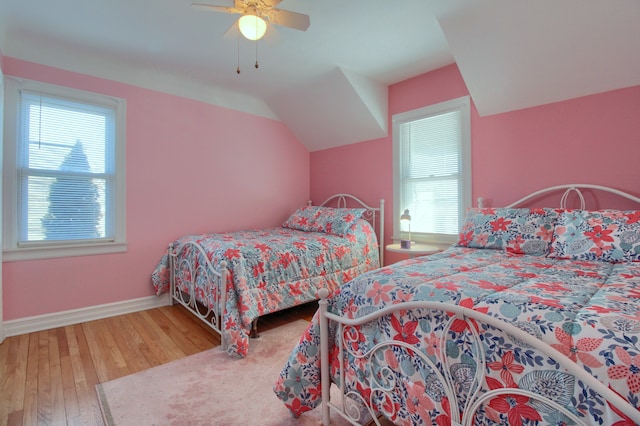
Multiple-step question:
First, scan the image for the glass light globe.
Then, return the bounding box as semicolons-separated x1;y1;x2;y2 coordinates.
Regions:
238;15;267;41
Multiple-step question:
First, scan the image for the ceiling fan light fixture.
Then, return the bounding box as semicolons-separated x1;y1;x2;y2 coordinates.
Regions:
238;14;267;41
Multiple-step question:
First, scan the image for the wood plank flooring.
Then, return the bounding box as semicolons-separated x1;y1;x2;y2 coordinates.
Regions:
0;302;317;426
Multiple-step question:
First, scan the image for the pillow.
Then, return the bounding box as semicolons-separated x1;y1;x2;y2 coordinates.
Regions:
283;206;366;236
282;206;324;233
456;207;559;255
549;209;640;262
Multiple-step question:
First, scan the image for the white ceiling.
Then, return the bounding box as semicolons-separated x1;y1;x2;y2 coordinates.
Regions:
1;0;639;151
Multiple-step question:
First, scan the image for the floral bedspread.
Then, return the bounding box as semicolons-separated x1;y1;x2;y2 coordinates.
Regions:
274;247;640;425
152;220;379;357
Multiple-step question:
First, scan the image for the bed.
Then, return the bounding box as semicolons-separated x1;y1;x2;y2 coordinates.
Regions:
274;184;640;425
151;194;384;357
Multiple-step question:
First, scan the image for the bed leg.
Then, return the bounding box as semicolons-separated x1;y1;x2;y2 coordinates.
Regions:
250;318;260;338
318;289;331;426
168;243;175;306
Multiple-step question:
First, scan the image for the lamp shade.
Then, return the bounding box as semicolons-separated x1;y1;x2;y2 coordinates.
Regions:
238;14;267;40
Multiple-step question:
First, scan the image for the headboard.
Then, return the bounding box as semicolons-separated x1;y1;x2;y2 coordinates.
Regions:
478;184;640;209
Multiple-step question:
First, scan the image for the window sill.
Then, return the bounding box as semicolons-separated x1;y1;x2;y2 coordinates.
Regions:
406;234;457;251
3;242;128;262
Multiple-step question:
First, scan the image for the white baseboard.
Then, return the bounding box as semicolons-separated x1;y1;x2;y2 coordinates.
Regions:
3;293;171;338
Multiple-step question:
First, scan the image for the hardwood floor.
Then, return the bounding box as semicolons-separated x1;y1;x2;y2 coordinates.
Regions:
0;302;317;426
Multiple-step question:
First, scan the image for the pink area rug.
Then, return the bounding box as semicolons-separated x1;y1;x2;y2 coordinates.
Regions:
96;319;354;425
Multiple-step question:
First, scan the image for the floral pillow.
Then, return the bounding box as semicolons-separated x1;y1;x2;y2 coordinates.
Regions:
456;207;559;255
282;206;324;232
549;209;640;262
283;206;366;236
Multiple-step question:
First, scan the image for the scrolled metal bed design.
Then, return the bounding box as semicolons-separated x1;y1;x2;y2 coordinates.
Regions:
274;184;640;425
151;193;384;357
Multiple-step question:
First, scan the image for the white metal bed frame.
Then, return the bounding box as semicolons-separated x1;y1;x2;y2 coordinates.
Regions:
168;193;385;349
318;184;640;425
478;183;640;209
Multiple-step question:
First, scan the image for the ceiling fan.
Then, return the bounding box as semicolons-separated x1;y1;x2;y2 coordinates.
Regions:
192;0;310;41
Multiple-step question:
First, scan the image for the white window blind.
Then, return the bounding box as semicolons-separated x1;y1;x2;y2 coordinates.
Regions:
393;96;471;245
18;91;115;244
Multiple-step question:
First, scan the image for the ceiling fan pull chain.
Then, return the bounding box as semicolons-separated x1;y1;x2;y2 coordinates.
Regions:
254;16;260;69
236;30;241;74
255;39;259;69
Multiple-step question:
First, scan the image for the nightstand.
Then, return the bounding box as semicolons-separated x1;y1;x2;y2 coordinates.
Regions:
385;243;440;258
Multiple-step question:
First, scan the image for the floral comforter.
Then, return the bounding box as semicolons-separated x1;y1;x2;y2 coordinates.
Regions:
152;219;379;357
274;247;640;425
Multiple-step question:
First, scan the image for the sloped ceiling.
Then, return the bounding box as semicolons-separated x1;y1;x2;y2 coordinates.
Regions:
268;67;389;152
439;0;640;116
0;0;638;151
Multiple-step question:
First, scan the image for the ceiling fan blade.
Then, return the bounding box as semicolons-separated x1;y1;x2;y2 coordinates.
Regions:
222;21;239;40
191;3;243;14
267;9;310;31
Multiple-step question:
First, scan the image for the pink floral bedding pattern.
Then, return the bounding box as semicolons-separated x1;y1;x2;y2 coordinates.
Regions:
456;207;559;255
152;219;379;357
274;247;640;425
282;206;366;236
549;209;640;262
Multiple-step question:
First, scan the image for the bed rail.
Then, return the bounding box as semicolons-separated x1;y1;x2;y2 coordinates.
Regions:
168;241;228;348
317;288;640;426
316;194;385;266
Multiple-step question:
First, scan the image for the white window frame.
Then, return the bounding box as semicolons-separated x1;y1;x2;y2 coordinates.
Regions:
3;77;127;261
0;69;5;343
392;96;471;247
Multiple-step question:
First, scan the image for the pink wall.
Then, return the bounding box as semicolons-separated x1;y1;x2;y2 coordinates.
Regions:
4;59;639;319
311;64;640;264
3;57;310;321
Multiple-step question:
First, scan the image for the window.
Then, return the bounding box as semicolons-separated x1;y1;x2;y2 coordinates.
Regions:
3;78;126;261
392;96;471;246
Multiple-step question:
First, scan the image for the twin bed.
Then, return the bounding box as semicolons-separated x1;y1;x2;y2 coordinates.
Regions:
151;194;384;357
274;184;640;425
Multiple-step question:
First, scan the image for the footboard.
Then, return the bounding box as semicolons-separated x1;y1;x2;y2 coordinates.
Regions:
317;289;640;426
169;241;228;348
